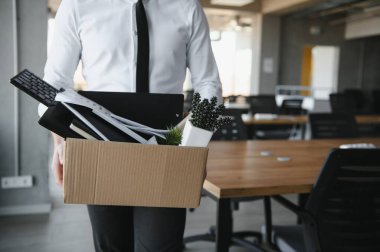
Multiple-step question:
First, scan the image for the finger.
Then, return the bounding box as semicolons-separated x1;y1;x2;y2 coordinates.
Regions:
58;143;65;164
58;154;63;165
61;143;65;164
56;163;63;187
52;152;63;187
51;151;58;173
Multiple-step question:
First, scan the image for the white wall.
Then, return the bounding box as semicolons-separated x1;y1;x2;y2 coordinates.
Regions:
346;16;380;40
0;0;50;215
311;46;340;99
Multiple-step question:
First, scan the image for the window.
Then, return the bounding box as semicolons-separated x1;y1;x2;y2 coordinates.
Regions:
211;30;252;96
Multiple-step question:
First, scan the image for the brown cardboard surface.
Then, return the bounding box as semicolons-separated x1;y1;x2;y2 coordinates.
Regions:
63;138;208;208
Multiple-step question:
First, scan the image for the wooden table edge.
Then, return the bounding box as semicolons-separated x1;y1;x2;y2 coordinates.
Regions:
203;182;313;199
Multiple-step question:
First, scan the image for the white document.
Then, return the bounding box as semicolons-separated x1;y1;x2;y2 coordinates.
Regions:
69;123;97;140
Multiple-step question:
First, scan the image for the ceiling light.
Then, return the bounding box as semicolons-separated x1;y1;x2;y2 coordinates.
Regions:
211;0;255;7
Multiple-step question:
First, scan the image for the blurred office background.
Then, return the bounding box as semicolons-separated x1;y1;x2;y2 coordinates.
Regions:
1;0;380;251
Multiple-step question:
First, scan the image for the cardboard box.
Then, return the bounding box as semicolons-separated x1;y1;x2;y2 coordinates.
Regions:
63;138;209;208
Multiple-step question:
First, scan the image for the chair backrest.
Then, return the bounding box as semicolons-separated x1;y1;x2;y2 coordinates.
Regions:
183;90;194;112
344;88;365;110
183;90;193;102
226;95;238;103
329;93;356;114
279;99;304;115
247;95;279;115
309;113;358;139
212;109;247;141
303;149;380;252
373;89;380;114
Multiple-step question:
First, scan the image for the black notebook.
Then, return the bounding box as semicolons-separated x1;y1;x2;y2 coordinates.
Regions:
39;91;184;142
71;118;101;140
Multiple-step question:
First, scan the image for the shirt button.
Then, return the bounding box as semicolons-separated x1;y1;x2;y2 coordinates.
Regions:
134;31;138;36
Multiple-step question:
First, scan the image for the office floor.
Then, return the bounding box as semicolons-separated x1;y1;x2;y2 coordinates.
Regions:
0;169;296;252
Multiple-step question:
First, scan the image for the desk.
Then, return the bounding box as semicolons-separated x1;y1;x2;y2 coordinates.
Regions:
242;115;308;140
202;138;380;251
242;115;380;140
242;114;307;126
356;115;380;124
242;114;380;126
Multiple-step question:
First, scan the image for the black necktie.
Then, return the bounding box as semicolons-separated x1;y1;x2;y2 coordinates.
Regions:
136;0;150;93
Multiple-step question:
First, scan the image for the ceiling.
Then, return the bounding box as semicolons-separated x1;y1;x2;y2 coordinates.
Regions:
48;0;317;16
47;0;380;29
47;0;260;31
289;0;380;23
47;0;261;15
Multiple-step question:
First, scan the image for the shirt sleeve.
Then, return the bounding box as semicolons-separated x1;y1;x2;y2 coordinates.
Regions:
186;0;223;104
43;0;81;89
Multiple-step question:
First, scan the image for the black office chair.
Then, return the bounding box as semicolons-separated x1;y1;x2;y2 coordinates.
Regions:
247;95;279;115
212;109;247;140
226;95;238;103
329;93;356;115
183;90;194;113
270;148;380;252
279;99;305;115
298;113;359;215
247;95;292;140
344;89;366;113
279;99;307;139
339;90;379;137
373;89;380;114
309;113;358;139
184;109;266;250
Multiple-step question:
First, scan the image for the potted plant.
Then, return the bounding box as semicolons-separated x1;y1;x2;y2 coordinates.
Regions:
157;126;183;146
181;93;232;147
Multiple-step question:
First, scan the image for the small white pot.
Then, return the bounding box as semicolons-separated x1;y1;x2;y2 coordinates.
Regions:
181;120;213;147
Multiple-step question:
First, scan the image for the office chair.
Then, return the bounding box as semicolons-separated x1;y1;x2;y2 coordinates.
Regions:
329;93;356;115
247;95;279;115
279;99;305;115
344;88;366;113
226;95;238;103
297;113;359;218
338;90;379;137
373;89;380;114
183;90;194;113
184;109;266;250
247;95;292;139
212;109;247;140
279;99;307;139
270;148;380;252
309;113;358;139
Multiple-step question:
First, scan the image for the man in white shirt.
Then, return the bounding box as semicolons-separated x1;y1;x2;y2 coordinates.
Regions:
46;0;222;251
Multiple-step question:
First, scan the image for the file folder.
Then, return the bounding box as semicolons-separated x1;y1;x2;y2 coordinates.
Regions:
39;91;184;142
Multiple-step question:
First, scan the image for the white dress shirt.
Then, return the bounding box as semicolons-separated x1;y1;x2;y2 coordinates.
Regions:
44;0;222;101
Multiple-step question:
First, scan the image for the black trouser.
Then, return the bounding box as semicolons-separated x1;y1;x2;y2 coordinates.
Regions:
87;205;186;252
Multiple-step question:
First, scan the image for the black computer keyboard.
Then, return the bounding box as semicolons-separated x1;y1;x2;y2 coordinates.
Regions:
10;69;64;106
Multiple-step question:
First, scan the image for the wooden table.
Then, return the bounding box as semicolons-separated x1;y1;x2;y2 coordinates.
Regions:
242;114;307;126
242;114;380;126
243;114;380;140
356;115;380;124
202;138;380;252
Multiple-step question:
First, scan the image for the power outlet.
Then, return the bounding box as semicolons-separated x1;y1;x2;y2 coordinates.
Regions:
1;175;33;189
